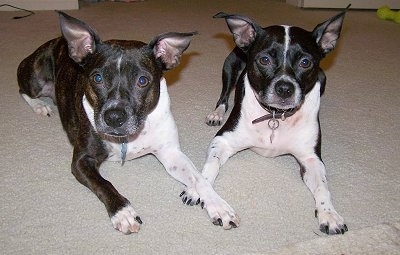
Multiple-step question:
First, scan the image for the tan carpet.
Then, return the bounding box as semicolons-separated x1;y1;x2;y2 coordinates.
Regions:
1;0;399;254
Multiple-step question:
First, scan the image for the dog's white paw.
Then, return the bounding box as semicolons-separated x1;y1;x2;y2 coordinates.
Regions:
202;195;240;230
32;103;53;117
180;187;200;206
21;94;53;117
110;205;142;234
316;209;348;235
206;104;225;126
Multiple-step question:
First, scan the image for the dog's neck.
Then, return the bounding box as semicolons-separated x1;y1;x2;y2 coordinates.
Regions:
249;81;300;143
252;104;299;144
251;106;298;124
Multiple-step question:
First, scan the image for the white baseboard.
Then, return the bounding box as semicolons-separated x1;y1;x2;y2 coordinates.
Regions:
0;0;79;11
286;0;400;9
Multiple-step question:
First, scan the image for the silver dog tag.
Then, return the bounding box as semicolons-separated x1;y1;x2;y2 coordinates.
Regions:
121;142;127;166
268;118;279;144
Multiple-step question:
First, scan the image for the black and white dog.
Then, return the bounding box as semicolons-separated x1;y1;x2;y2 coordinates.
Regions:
202;9;349;234
17;12;239;234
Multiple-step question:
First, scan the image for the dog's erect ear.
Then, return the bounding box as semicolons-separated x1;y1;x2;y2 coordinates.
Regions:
312;5;350;56
149;32;197;70
57;11;100;63
214;12;261;50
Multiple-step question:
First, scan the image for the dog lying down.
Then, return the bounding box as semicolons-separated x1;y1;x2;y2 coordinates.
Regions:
17;11;239;234
197;7;350;235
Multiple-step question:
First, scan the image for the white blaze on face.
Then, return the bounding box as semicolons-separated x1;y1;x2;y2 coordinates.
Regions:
116;55;122;74
265;25;302;109
282;25;290;67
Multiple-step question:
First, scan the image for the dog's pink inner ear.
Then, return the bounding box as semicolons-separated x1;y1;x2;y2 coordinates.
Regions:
226;18;256;48
316;20;342;54
59;12;97;63
66;34;95;63
154;40;181;70
153;35;193;70
313;11;346;55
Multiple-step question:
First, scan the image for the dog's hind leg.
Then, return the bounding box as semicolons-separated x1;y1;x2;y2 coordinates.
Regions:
20;94;54;117
296;155;348;235
206;47;246;126
17;42;57;117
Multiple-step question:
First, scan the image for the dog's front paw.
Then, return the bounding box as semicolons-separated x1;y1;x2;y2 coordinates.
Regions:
202;196;240;230
206;104;225;126
110;205;142;234
315;209;348;235
180;188;200;206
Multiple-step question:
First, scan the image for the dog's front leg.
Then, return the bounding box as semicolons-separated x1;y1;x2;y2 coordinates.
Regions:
71;148;142;234
202;136;239;185
297;155;348;235
156;148;239;229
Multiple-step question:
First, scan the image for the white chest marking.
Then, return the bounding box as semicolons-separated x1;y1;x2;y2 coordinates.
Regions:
235;74;321;157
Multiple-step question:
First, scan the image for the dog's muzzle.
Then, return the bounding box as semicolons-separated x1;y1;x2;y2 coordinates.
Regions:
274;80;295;99
104;108;128;129
263;77;302;110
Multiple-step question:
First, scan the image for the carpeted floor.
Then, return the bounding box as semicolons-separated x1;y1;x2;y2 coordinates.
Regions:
1;1;399;254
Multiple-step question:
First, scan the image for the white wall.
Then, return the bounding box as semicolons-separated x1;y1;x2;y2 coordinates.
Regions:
287;0;400;9
0;0;79;11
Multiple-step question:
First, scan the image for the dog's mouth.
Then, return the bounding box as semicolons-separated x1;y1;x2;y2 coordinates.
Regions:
96;110;146;143
108;132;127;137
255;93;300;113
251;98;300;125
259;100;298;116
99;132;129;143
98;122;145;143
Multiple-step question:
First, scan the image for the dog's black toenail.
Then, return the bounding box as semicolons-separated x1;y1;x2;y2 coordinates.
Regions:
186;199;192;205
325;226;329;234
179;191;185;197
344;224;348;231
201;202;204;209
183;197;187;203
315;209;318;218
229;221;237;228
336;229;341;234
135;216;143;224
196;198;200;205
213;218;223;226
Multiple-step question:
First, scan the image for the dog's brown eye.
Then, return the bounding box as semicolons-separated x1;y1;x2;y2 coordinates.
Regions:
299;58;312;68
259;56;271;66
137;76;149;87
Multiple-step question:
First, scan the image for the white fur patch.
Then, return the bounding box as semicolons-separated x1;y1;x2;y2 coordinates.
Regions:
21;93;53;116
282;25;290;67
82;95;96;130
110;205;140;234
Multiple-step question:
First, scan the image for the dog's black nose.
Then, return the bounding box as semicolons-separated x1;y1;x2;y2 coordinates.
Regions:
104;108;127;128
275;81;295;99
